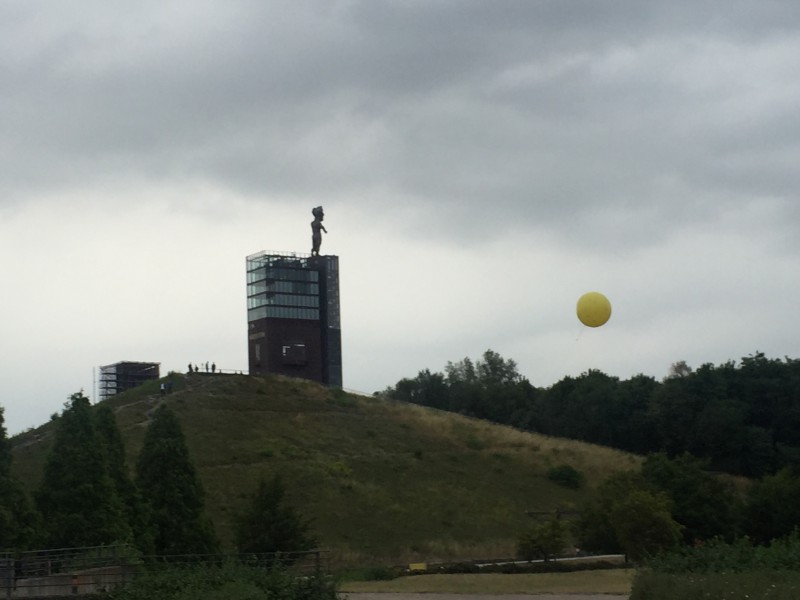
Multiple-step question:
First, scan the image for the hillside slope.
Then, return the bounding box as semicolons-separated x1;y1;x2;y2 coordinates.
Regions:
11;373;640;565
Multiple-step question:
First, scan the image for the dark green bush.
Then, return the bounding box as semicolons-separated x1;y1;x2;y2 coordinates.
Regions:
422;560;626;575
108;561;336;600
338;565;399;581
517;516;567;561
546;464;584;489
632;532;800;599
631;570;800;600
646;531;800;574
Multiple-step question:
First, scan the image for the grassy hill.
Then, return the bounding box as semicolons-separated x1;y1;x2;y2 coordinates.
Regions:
11;373;640;566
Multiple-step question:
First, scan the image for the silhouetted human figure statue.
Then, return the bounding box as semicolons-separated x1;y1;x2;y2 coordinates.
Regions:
311;206;327;256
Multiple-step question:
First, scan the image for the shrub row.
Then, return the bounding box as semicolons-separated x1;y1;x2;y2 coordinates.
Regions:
630;532;800;600
631;570;800;600
645;532;800;574
106;562;336;600
413;559;626;576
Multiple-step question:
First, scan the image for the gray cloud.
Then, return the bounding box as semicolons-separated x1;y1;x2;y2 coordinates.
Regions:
4;2;799;230
1;0;799;433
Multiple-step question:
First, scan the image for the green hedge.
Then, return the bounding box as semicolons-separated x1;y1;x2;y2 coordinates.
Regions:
631;570;800;600
107;562;337;600
415;559;626;575
645;533;800;574
631;532;800;599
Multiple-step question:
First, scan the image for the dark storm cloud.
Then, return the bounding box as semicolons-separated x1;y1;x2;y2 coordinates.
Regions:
2;0;800;435
2;1;800;248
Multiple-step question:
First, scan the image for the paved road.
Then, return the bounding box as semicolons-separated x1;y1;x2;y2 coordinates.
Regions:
344;593;628;600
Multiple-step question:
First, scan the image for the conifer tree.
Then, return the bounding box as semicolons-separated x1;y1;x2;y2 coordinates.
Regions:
95;405;154;554
35;392;132;547
235;474;317;554
0;406;40;549
135;404;219;556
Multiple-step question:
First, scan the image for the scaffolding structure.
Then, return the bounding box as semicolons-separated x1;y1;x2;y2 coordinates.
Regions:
98;361;160;401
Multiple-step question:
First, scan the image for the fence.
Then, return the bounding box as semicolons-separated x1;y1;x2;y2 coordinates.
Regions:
0;546;327;598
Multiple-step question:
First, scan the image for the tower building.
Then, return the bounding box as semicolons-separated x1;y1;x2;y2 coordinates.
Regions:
246;251;342;387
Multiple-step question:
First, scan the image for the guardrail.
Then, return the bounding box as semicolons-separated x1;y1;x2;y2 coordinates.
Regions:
1;547;327;598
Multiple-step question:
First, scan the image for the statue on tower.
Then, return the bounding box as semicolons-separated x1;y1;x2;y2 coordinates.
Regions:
311;206;327;256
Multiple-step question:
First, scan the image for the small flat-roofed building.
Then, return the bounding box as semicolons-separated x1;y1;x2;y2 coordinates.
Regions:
98;361;160;401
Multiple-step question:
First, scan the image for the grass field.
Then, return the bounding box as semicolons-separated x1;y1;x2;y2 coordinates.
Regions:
340;570;635;594
11;373;641;565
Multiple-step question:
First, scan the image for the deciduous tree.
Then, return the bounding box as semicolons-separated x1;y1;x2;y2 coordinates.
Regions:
609;488;682;561
575;471;682;561
641;453;740;543
517;514;567;561
744;467;800;544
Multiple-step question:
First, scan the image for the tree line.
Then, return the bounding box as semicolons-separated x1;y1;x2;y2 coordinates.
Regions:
574;450;800;560
385;350;800;557
383;350;800;478
516;451;800;563
0;391;314;555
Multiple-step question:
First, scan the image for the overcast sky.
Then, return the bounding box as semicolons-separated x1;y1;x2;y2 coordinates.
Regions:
2;1;799;434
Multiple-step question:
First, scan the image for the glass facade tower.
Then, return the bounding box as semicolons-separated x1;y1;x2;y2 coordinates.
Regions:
246;251;341;387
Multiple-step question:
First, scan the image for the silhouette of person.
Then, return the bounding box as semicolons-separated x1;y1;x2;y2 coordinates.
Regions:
311;206;327;256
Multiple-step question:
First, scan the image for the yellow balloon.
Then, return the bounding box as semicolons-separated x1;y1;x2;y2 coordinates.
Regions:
576;292;612;327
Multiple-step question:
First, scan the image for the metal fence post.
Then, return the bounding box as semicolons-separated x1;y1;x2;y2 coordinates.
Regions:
1;556;12;600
